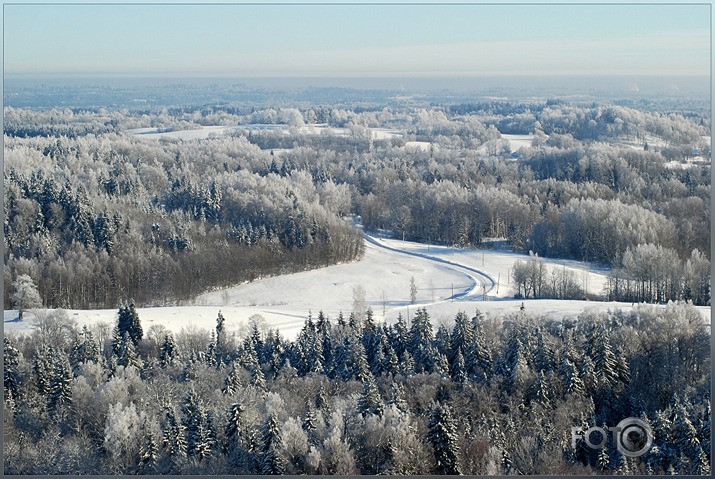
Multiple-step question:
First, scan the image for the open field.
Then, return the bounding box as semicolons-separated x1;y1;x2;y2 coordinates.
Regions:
5;236;709;340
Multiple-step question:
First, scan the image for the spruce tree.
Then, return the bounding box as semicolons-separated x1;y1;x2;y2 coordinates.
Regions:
451;349;468;384
116;331;142;369
409;308;434;373
69;326;100;369
46;351;73;416
4;337;21;401
449;311;474;366
32;346;52;397
222;364;243;395
427;403;462;475
181;388;206;458
138;424;159;472
117;302;143;345
260;413;285;475
357;376;384;417
162;407;187;459
586;322;619;388
159;333;178;367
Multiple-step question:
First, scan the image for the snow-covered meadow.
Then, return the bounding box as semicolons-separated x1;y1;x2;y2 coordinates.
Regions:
5;235;709;341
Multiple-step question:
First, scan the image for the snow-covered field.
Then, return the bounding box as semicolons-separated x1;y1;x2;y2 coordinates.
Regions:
126;125;242;140
126;124;402;142
501;133;535;152
4;236;710;340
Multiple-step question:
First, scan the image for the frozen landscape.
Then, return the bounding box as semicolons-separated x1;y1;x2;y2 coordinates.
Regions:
5;233;708;341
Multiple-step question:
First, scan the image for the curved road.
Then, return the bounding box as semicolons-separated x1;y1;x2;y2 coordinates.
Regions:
363;233;497;304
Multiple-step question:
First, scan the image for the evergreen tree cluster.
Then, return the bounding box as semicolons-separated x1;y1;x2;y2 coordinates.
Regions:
3;301;710;475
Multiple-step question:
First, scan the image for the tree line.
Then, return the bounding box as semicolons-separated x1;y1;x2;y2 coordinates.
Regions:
3;301;710;474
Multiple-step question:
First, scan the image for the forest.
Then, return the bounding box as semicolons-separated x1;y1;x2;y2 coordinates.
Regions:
3;302;710;474
3;96;711;475
3;98;711;310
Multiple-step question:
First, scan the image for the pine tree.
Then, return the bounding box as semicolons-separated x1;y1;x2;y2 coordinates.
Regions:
534;326;556;372
434;323;451;358
4;337;21;401
215;311;226;361
357;377;384;417
427;403;462;475
162;407;187;459
400;350;416;376
250;362;267;392
586;322;619;388
466;309;492;380
302;405;318;441
194;410;216;461
560;358;585;396
260;413;285;474
159;333;178;367
117;302;143;345
225;402;246;449
33;346;53;397
672;402;700;460
222;364;243;395
433;351;450;378
597;443;611;471
181;388;209;458
69;326;100;370
138;424;159;472
116;331;142;369
449;311;474;366
503;332;530;395
694;446;710;476
409;276;418;304
387;382;409;412
391;312;408;357
409;308;434;373
46;350;73;416
452;349;468;384
532;370;551;407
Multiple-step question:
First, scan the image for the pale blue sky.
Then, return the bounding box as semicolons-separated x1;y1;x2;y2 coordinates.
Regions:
4;2;711;77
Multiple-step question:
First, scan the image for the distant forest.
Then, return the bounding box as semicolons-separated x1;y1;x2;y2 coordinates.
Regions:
3;302;710;474
4;98;710;309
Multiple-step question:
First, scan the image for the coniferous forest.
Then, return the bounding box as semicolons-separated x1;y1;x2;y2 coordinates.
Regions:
3;86;711;475
3;302;711;474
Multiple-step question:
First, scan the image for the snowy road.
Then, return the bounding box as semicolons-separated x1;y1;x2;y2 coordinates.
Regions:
363;234;496;302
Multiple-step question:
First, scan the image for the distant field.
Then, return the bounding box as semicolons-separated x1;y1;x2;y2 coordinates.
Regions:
5;236;708;340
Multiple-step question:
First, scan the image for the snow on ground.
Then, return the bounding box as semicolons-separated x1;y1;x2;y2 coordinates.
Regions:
619;134;670;151
4;236;710;341
126;124;401;142
501;133;535;152
127;125;242;140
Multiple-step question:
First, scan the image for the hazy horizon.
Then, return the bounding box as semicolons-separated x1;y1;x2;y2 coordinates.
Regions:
4;4;710;78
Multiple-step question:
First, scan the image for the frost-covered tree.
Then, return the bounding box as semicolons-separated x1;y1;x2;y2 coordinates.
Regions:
11;274;42;320
159;333;178;367
4;337;21;404
117;303;143;345
427;402;462;475
103;401;147;473
357;376;384;417
260;413;285;474
46;350;73;416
